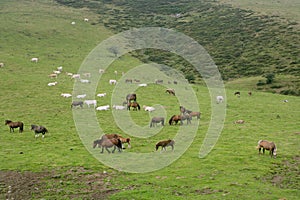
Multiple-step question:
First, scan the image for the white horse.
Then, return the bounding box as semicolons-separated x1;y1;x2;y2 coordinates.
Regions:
109;79;117;85
216;96;224;103
84;100;97;108
96;105;110;111
31;57;38;62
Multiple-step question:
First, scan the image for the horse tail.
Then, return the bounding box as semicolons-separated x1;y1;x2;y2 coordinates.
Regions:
20;123;24;132
169;115;175;125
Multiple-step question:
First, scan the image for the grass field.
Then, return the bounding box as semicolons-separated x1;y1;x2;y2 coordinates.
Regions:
218;0;300;26
0;0;299;199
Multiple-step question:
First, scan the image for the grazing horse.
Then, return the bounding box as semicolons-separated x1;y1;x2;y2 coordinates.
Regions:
150;117;165;127
93;138;122;153
71;101;83;108
126;93;137;103
5;120;24;133
166;88;175;96
257;140;277;158
31;124;48;138
127;101;140;111
234;91;241;96
180;106;192;114
189;111;201;120
169;114;191;125
100;134;131;149
156;139;175;151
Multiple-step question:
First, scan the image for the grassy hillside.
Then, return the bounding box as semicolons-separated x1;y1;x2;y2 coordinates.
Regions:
54;0;300;96
0;0;299;199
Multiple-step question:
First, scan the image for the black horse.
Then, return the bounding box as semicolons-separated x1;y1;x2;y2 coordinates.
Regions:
5;120;24;133
31;124;48;138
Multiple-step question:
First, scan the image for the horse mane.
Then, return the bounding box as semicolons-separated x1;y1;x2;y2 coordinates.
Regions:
169;115;176;125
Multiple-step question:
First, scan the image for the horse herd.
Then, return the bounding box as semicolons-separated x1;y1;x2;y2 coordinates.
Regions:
92;92;277;158
5;120;48;138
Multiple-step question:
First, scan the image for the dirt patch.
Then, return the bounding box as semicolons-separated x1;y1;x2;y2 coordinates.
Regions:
0;167;119;199
262;156;300;189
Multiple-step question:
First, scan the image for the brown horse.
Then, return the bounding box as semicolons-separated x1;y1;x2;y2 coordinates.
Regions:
166;88;175;96
150;117;165;127
169;114;191;125
93;138;122;153
180;106;192;114
257;140;277;158
100;134;131;149
127;101;140;111
189;112;201;120
156;139;175;151
126;93;136;103
5;120;24;133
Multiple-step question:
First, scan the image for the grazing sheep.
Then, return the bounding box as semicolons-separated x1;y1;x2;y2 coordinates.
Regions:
76;94;86;99
57;66;63;72
143;105;155;112
53;70;61;74
96;105;110;111
71;74;80;79
31;57;38;62
216;96;224;103
80;79;91;83
0;63;4;67
71;21;76;25
48;82;58;86
109;79;117;85
61;93;72;98
112;105;126;110
84;18;89;22
97;93;107;97
99;69;105;73
234;120;245;124
48;73;58;78
138;83;147;87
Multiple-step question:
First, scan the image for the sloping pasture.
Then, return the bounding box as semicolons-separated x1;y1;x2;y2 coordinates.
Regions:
0;0;299;199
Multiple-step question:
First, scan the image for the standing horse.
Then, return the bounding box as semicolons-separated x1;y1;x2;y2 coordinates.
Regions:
5;120;24;133
156;139;175;151
257;140;277;158
93;138;122;153
166;88;175;96
180;106;192;114
189;111;201;120
126;93;136;103
100;134;131;149
169;114;191;125
150;117;165;127
31;124;48;138
127;101;140;111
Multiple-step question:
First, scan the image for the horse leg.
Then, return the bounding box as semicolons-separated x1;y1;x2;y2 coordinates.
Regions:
262;148;265;154
105;147;111;153
112;146;116;153
258;147;261;154
100;147;104;153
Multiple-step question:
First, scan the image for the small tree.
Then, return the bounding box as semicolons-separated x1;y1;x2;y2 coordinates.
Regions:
263;73;275;84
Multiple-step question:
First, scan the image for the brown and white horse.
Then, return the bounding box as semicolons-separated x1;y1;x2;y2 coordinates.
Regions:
257;140;277;158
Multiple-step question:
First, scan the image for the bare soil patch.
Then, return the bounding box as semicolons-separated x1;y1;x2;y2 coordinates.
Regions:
0;167;119;199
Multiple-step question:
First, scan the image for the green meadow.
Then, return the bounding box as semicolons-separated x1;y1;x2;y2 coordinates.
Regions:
0;0;299;199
